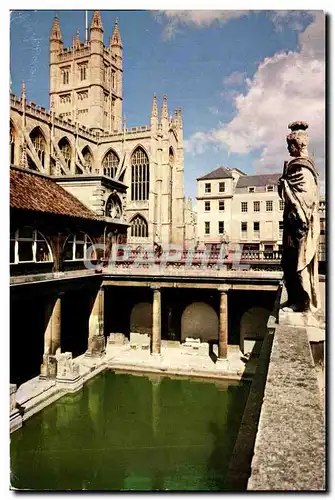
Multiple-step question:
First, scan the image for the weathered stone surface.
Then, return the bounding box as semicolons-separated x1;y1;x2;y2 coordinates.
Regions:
108;332;128;345
86;334;105;357
40;354;58;379
248;325;325;491
56;352;80;382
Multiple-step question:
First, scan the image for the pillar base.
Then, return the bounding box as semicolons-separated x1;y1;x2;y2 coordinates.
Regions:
216;357;229;370
85;335;106;358
151;351;162;357
39;354;58;380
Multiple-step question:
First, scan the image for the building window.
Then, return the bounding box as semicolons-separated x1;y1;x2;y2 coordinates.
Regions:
10;227;53;264
266;200;273;212
219;200;225;211
241;222;247;239
219;182;225;193
79;63;88;81
205;201;210;212
61;67;70;85
266;185;274;192
253;221;260;239
279;199;285;211
130;214;148;238
241;202;248;213
279;220;284;239
205;221;210;234
131;147;150;201
63;232;95;261
28;127;46;170
10;123;16;165
102;149;119;178
58;137;72;169
60;93;71;103
320;218;325;235
77;91;88;101
248;187;255;193
254;201;260;212
82;146;93;173
205;183;211;193
106;194;122;219
219;221;224;234
111;69;116;89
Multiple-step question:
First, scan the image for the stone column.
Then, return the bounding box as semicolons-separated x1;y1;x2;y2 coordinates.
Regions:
40;294;62;379
86;287;105;357
217;287;229;364
151;285;161;355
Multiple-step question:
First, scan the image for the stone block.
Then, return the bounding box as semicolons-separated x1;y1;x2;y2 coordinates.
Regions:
86;335;105;357
10;384;17;412
40;354;58;379
10;409;22;433
108;333;128;345
56;352;80;382
130;332;151;346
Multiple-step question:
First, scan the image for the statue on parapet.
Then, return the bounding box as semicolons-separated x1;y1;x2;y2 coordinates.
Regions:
278;121;320;313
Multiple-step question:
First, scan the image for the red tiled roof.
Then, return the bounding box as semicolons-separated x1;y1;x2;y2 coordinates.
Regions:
10;167;100;221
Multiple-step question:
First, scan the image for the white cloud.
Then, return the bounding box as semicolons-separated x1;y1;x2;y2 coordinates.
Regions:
154;10;249;39
186;12;325;179
268;10;315;33
223;71;246;86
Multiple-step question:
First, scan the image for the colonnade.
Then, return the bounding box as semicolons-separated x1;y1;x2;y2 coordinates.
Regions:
39;285;230;379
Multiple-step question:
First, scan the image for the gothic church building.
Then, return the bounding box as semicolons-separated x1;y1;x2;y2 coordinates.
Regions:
10;11;195;249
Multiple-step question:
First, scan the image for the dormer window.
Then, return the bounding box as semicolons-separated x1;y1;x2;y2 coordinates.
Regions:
248;187;255;193
266;185;274;192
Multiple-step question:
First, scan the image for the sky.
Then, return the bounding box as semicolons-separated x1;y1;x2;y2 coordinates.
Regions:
9;9;325;200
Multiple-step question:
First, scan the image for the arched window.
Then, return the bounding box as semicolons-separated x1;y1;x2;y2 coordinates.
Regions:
131;147;149;201
58;137;72;169
10;227;53;264
82;146;93;173
130;215;148;238
106;194;122;219
102;149;119;178
10;122;16;165
169;146;174;165
63;232;95;261
30;127;46;169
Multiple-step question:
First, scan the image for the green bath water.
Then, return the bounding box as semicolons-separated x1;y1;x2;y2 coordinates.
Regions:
11;370;250;491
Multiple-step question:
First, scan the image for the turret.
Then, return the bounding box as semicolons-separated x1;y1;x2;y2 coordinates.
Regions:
89;11;104;131
49;16;63;109
151;94;158;131
161;94;168;133
110;18;123;60
74;29;81;50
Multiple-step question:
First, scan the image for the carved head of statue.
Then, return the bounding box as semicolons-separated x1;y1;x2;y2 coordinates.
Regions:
286;121;309;157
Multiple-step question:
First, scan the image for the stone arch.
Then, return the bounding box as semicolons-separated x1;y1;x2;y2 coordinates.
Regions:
130;146;150;201
181;302;218;343
129;143;149;159
105;193;122;219
130;302;152;335
129;213;148;238
28;126;47;171
81;145;93;173
102;148;119;178
58;136;72;170
240;306;271;353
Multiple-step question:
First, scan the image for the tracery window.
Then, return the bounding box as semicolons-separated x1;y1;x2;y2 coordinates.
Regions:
130;215;148;238
61;67;70;85
10;227;53;264
102;149;119;178
63;232;95;261
131;147;149;201
58;137;72;169
27;127;46;170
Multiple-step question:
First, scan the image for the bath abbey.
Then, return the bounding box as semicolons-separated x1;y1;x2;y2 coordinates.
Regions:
10;11;195;251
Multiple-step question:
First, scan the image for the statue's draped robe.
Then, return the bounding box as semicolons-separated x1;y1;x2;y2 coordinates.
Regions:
279;156;320;311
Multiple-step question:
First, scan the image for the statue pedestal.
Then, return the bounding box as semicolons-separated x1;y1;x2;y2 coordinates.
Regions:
279;309;325;343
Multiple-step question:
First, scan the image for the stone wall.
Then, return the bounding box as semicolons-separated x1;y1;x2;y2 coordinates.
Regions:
247;312;325;490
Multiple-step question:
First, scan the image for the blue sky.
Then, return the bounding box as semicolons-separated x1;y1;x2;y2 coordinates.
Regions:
10;10;325;199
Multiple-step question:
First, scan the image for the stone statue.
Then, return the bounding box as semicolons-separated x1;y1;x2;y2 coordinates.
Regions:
278;121;320;313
